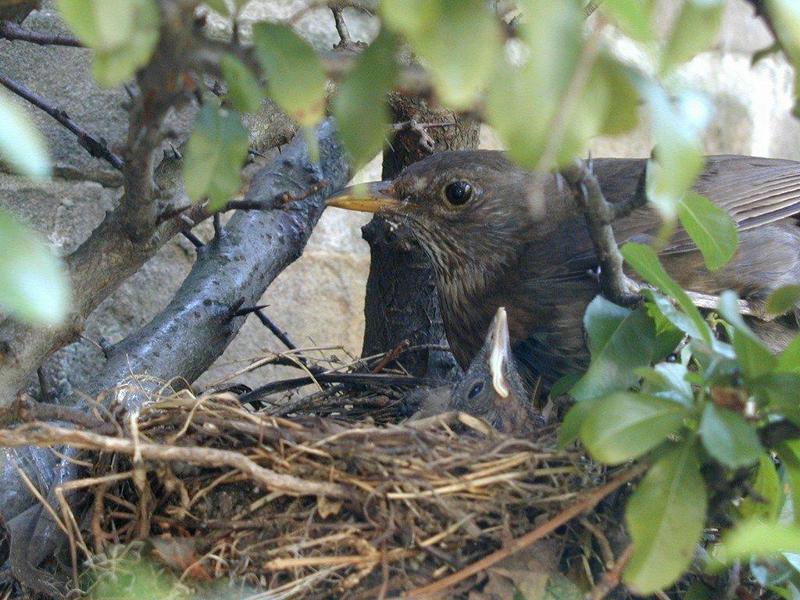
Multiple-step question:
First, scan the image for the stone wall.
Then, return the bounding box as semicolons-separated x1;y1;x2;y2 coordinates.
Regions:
0;1;797;398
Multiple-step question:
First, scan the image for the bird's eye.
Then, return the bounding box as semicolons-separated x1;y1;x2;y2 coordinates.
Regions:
467;381;484;400
444;181;473;205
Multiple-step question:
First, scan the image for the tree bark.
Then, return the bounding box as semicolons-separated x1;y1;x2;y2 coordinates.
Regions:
0;120;348;597
361;95;480;380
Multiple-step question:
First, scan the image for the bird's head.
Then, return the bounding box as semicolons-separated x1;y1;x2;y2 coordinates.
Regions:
449;307;539;436
327;150;545;276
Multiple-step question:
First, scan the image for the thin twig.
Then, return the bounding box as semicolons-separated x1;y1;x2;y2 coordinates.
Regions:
331;7;356;50
239;372;424;405
586;544;633;600
561;159;645;305
0;21;82;47
403;464;647;599
0;72;124;170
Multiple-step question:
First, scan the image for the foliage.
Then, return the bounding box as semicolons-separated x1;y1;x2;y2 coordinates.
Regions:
3;0;800;595
563;254;800;593
57;0;160;87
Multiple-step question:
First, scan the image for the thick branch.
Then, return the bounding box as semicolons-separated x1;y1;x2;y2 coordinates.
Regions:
97;119;348;402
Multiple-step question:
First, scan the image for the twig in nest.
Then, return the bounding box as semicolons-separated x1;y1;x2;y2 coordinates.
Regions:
561;159;646;306
0;423;351;498
586;544;633;600
402;464;647;599
0;73;124;170
239;371;424;404
13;392;110;431
0;21;82;47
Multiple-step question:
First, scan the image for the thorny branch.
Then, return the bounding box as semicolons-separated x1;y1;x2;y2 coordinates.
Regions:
561;159;646;306
0;72;124;170
0;20;82;46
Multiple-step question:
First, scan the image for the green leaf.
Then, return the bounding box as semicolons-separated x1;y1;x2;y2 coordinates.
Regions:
685;581;713;600
678;192;738;271
570;306;656;401
718;291;776;380
410;0;501;110
661;0;724;74
58;0;160;87
383;0;500;110
485;1;583;169
380;0;440;37
596;58;641;137
717;520;800;564
767;0;800;66
204;0;229;15
580;392;688;465
333;30;398;170
622;243;711;343
639;362;694;407
624;439;707;594
778;335;800;373
740;454;782;522
699;403;762;468
767;285;800;317
600;0;654;41
778;441;800;525
183;104;249;210
752;373;800;423
220;54;263;113
559;395;601;447
0;91;50;179
0;209;70;326
644;292;691;356
583;296;631;356
253;23;327;126
640;82;710;223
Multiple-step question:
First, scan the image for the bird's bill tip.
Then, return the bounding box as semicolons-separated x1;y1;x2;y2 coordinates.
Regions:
489;307;511;399
326;181;402;213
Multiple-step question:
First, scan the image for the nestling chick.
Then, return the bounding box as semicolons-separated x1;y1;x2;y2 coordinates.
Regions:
413;307;542;437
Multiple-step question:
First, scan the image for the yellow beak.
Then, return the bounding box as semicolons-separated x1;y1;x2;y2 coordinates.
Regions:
326;181;404;214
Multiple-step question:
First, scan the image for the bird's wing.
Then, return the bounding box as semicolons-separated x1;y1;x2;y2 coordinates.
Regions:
558;155;800;264
666;155;800;254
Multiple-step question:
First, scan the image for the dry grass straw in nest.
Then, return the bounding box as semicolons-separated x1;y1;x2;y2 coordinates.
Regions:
0;387;639;599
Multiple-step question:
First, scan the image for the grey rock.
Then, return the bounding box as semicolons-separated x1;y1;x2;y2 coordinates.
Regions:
0;7;128;186
0;174;117;255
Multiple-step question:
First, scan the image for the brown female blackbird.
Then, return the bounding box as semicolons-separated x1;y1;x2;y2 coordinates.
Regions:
328;151;800;385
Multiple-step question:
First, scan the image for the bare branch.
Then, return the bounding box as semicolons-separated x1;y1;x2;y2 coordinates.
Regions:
0;72;124;170
0;20;82;47
561;159;645;306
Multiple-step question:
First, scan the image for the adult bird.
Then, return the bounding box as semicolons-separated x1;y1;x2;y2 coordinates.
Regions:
327;151;800;386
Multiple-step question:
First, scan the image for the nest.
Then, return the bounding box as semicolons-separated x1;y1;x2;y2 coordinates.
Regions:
3;377;627;599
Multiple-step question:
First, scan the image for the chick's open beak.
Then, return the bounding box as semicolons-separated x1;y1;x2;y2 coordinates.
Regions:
326;181;403;214
488;307;512;399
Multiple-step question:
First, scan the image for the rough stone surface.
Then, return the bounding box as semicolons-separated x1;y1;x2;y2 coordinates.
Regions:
0;7;128;186
0;175;117;254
